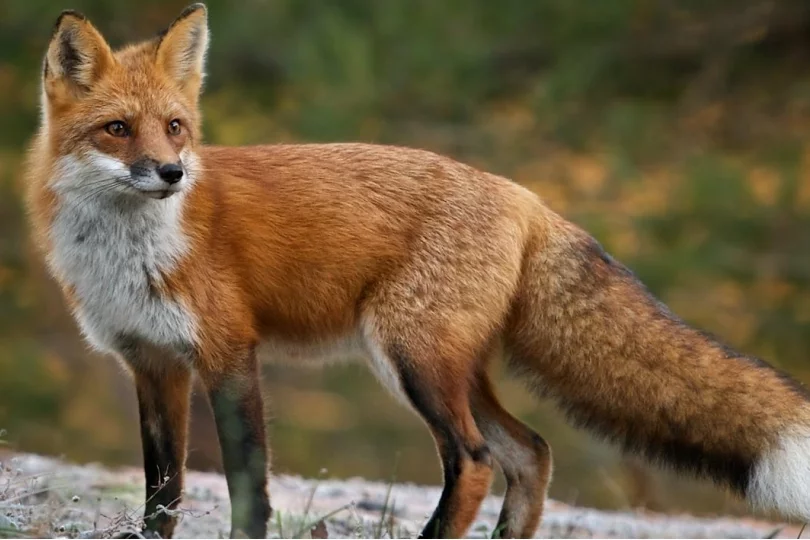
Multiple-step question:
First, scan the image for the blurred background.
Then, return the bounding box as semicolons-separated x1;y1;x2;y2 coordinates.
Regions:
2;0;810;520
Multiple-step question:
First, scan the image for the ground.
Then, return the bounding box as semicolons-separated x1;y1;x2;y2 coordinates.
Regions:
0;453;801;538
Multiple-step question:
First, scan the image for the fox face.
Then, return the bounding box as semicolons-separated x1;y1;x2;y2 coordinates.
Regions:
42;5;208;200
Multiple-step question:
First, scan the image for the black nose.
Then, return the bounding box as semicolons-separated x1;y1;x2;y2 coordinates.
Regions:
157;163;184;184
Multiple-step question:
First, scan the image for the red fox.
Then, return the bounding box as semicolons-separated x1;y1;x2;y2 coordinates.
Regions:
23;3;810;539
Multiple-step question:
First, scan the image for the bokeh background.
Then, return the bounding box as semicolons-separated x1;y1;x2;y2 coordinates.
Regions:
2;0;810;520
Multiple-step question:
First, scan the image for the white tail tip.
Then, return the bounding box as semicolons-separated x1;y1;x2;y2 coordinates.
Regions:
750;429;810;522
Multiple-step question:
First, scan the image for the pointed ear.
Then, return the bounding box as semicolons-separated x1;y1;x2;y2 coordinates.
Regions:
44;10;114;96
156;3;209;98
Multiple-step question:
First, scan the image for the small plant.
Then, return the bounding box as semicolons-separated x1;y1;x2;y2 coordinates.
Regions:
375;457;399;539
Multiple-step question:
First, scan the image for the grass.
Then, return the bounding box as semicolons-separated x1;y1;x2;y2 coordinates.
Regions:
0;438;791;538
0;448;407;539
273;461;405;539
0;459;49;537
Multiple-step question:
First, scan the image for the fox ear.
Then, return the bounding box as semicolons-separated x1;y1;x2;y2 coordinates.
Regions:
44;10;113;95
156;3;209;98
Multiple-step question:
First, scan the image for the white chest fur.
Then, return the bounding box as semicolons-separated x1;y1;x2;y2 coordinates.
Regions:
47;158;198;355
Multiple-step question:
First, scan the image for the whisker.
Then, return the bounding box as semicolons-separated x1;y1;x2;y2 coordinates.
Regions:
71;181;132;206
60;176;133;192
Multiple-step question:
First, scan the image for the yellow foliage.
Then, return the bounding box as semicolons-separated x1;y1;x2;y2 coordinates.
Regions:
485;99;536;134
610;226;641;259
680;103;724;134
667;283;756;346
747;167;781;207
795;292;810;323
715;281;746;310
515;160;571;213
0;64;17;102
43;352;69;385
796;145;810;211
754;278;795;309
0;266;13;291
569;154;607;196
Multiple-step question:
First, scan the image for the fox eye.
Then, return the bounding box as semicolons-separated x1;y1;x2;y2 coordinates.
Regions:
105;121;129;138
168;119;182;136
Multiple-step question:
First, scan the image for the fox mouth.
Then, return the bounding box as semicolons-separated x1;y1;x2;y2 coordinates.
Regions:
140;189;177;200
119;177;184;200
127;173;185;200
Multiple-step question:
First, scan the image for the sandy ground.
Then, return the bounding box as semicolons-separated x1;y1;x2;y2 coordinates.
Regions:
0;453;801;538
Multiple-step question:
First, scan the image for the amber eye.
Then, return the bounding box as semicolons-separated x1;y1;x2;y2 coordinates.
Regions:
105;120;129;137
168;119;182;136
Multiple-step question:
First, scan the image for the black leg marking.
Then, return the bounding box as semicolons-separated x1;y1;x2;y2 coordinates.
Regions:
133;367;191;539
208;377;271;539
389;343;493;539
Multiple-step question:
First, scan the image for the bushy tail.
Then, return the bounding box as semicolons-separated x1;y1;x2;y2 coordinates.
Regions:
506;214;810;521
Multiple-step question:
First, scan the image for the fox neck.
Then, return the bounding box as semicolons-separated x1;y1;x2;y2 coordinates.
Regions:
45;154;197;354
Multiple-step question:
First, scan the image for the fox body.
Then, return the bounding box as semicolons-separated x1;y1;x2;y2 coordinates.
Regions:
24;4;810;539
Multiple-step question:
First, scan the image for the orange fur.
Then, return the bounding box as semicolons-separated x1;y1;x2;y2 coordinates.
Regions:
24;4;810;539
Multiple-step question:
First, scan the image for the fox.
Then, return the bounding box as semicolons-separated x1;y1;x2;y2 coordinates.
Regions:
22;2;810;539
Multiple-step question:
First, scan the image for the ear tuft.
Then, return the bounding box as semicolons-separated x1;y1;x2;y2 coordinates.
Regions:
53;10;87;29
176;3;207;21
156;3;209;98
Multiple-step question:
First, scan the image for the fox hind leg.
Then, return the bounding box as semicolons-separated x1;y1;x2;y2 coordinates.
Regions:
364;325;494;538
360;234;523;537
471;372;551;538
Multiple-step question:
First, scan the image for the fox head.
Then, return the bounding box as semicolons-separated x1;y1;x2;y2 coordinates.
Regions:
40;4;208;200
